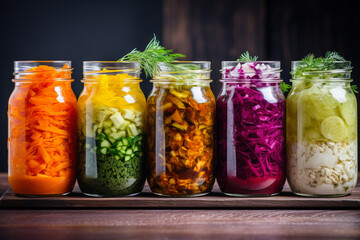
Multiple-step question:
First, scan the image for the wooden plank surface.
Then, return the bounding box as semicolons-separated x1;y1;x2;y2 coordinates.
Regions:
1;174;359;209
0;209;360;239
0;173;8;197
1;173;360;239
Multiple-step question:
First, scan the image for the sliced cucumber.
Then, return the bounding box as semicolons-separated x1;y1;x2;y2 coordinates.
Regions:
100;139;111;148
118;131;126;138
127;123;138;137
90;106;145;165
134;117;143;127
110;112;125;129
122;109;135;121
109;132;122;140
100;148;108;155
320;116;347;142
119;120;131;130
98;133;106;140
104;129;112;135
103;120;113;128
98;110;112;122
122;138;129;146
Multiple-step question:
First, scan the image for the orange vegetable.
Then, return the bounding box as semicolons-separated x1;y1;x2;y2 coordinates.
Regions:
147;86;215;196
8;64;77;195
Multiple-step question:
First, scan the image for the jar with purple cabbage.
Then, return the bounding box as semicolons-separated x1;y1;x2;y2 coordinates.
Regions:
216;60;286;196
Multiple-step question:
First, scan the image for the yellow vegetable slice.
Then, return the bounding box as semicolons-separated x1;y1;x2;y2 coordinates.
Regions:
339;96;356;126
320;116;347;142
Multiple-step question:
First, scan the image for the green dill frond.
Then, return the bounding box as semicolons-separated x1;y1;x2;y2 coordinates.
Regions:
324;51;345;61
280;82;292;93
351;84;359;94
302;53;315;63
293;51;346;79
119;34;185;78
237;51;258;62
168;63;201;72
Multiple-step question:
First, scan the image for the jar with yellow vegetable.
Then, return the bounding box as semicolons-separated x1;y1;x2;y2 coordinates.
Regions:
77;61;146;197
146;61;216;197
286;52;358;197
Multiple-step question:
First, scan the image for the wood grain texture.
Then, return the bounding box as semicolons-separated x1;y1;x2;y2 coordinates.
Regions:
0;209;360;239
0;173;8;197
1;173;360;239
163;0;267;96
1;173;359;209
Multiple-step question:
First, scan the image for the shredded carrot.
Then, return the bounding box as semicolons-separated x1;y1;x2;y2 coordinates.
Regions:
8;64;77;195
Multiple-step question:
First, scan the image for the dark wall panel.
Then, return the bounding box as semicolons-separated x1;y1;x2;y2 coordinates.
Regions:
266;0;360;82
163;0;266;96
162;0;360;94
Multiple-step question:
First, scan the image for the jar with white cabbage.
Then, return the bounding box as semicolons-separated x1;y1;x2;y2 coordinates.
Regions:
287;57;358;197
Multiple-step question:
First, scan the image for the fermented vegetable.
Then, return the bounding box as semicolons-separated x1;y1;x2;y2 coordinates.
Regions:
286;52;358;196
8;62;77;195
147;62;216;196
216;59;286;196
77;62;146;196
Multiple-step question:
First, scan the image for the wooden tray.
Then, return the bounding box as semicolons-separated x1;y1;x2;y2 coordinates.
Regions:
1;182;360;209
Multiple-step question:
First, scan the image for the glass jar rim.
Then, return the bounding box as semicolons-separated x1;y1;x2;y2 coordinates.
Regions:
153;61;211;81
14;60;72;71
291;60;352;79
291;78;353;83
221;60;281;64
82;61;141;81
220;61;281;71
156;61;211;72
220;61;282;81
220;78;283;83
13;60;73;82
83;61;140;71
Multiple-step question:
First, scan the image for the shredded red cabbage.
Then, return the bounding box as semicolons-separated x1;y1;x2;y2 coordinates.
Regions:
216;63;286;195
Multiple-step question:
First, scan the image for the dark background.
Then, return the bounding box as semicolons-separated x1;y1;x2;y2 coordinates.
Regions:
1;0;360;172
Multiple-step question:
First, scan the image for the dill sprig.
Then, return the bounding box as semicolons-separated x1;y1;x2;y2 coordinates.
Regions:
351;85;359;93
292;51;345;79
237;51;258;61
280;82;292;93
119;35;185;78
293;51;357;93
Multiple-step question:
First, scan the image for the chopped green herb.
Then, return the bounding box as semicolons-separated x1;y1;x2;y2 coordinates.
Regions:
280;81;292;93
237;51;258;62
120;34;185;78
292;51;357;93
292;51;345;79
78;106;145;196
351;84;359;93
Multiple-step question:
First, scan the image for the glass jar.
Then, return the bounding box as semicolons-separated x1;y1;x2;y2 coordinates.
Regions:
8;61;77;196
287;61;358;197
77;61;146;197
216;61;286;196
146;61;216;197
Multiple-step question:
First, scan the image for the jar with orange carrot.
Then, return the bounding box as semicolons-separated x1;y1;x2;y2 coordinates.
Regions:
8;61;77;196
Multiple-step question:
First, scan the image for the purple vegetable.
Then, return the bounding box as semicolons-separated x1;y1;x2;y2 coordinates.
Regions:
216;62;286;195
